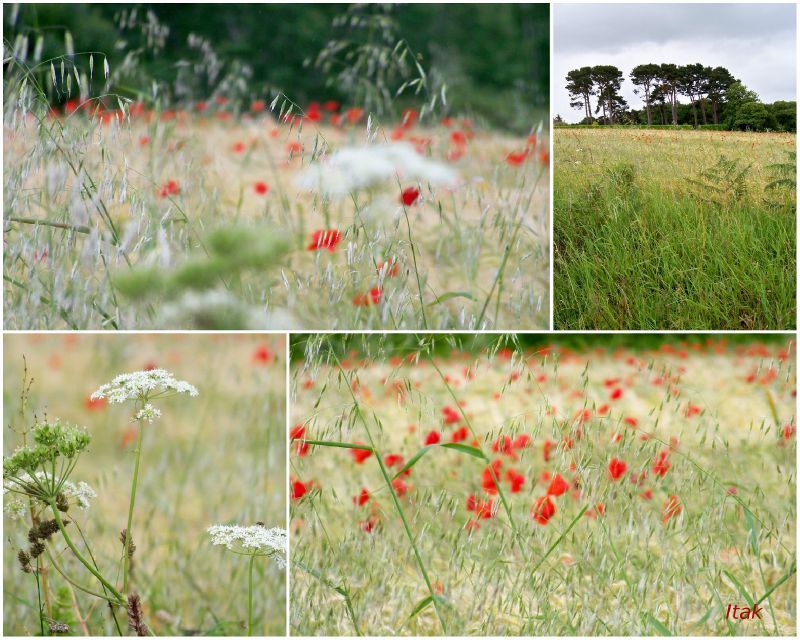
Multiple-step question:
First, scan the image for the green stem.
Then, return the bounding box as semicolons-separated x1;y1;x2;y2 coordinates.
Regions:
49;500;124;603
247;553;256;636
123;419;145;594
331;350;446;633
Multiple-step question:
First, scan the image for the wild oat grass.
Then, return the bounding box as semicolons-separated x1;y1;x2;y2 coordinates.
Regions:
3;334;286;636
3;106;549;330
554;128;796;330
289;334;796;636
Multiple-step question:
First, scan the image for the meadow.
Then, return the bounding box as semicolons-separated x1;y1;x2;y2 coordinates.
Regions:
289;334;796;636
3;99;549;330
553;128;796;330
3;334;286;636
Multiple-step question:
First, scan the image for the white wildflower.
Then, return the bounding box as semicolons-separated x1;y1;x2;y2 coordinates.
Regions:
297;142;459;197
3;472;96;514
207;524;287;567
4;496;27;520
134;404;162;423
91;369;198;403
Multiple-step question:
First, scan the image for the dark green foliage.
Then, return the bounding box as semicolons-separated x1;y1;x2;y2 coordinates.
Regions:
3;3;548;129
732;102;778;132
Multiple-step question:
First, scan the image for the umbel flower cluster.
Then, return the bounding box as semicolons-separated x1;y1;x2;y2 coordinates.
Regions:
4;472;96;520
207;524;288;568
3;419;93;513
91;369;199;406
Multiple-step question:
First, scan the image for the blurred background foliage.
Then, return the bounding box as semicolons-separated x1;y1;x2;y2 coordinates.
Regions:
290;333;793;361
3;2;549;130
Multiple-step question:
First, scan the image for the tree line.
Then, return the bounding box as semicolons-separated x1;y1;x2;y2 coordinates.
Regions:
564;64;795;132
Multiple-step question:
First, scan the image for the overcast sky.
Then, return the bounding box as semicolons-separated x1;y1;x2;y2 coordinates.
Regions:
553;3;796;122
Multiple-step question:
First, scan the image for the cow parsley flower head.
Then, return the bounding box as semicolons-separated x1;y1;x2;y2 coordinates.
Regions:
91;369;199;404
134;404;162;423
3;471;96;517
207;524;287;568
297;143;459;197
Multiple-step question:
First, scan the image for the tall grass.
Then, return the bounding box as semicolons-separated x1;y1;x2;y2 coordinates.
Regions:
289;333;796;636
554;129;796;329
3;18;549;330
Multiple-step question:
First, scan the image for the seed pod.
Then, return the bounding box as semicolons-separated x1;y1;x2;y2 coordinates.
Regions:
29;542;46;559
126;592;148;636
18;549;32;573
55;492;69;512
49;622;70;634
120;529;136;558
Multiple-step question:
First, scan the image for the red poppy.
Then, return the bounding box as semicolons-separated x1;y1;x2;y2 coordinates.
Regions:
291;480;308;500
307;229;343;252
350;443;372;464
345;107;364;124
392;478;408;496
196;101;208;112
442;406;460;424
653;450;671;477
401;186;421;206
254;181;269;195
139;135;150;146
286;141;303;155
610;387;623;400
323;100;340;112
251;100;266;112
543;439;554;462
491;435;513;454
232;141;246;153
360;517;378;533
401;108;417;128
506;150;529;166
624;416;638;427
377;259;400;277
538;149;550;165
513;434;532;449
450;426;469;443
157;180;180;198
532;495;556;525
546;473;569;497
85;396;107;411
353;488;370;506
352;287;382;307
506;469;526;493
476;498;495;519
482;459;503;494
450;130;467;146
608;458;628;481
662;495;682;523
686;404;702;418
252;345;273;364
424;430;441;445
384;453;404;467
466;494;478;512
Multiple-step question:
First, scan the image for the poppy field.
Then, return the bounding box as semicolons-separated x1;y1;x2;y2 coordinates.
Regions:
553;128;796;330
289;334;796;636
3;334;287;636
3;95;549;331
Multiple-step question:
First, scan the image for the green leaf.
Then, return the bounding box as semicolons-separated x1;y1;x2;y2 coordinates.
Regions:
407;595;434;621
427;291;475;306
743;506;759;556
440;442;487;459
392;443;487;480
756;561;796;603
722;569;755;608
301;439;373;452
645;613;672;636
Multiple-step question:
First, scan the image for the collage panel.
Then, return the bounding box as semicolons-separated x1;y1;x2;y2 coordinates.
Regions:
3;3;550;331
3;334;287;636
289;333;796;636
552;3;797;330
